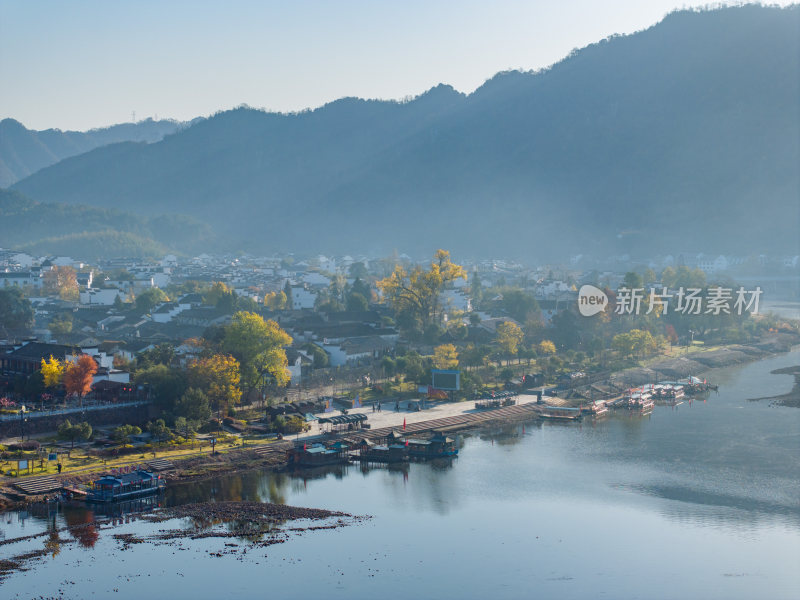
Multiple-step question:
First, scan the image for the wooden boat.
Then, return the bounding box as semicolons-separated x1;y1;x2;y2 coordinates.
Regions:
287;443;348;467
539;406;583;421
404;433;458;459
86;470;165;503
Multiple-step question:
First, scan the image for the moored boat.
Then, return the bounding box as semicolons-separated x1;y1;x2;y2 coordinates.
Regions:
86;470;165;503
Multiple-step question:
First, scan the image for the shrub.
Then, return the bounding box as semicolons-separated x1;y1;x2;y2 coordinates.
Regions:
8;441;40;451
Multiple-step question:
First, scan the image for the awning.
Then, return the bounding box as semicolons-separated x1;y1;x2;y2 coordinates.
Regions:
318;413;368;425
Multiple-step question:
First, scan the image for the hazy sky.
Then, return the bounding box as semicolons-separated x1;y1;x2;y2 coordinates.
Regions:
1;1;792;131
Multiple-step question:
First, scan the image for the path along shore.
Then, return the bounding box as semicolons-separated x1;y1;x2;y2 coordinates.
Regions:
2;333;798;512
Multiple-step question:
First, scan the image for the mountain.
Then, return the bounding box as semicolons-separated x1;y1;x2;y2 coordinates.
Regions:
0;118;189;187
10;5;800;260
0;188;214;259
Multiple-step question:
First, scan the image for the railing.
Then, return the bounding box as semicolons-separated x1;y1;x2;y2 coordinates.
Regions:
0;400;150;422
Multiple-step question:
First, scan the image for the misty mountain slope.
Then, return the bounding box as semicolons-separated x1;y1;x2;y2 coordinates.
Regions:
11;5;799;259
0;118;187;187
0;188;214;258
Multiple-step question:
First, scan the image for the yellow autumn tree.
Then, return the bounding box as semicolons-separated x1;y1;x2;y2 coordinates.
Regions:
433;344;459;370
263;291;287;310
538;340;557;355
377;249;467;327
40;355;64;388
188;354;241;416
43;266;79;301
496;321;524;362
221;311;292;391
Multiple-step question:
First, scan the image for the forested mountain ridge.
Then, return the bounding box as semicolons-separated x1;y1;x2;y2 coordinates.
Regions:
10;5;799;259
0;188;214;259
0;118;188;187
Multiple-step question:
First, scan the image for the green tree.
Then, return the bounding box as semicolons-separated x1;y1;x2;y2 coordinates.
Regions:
48;313;73;334
135;287;168;312
348;262;368;280
57;420;92;451
175;388;212;422
500;289;540;323
0;288;34;330
134;364;187;414
146;418;171;442
111;424;142;444
623;271;644;290
303;343;329;369
346;292;369;312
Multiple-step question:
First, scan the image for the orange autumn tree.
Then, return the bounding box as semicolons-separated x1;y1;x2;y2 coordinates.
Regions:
63;354;98;400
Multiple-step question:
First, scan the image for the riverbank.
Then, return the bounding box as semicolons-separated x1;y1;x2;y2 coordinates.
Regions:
2;332;797;513
748;366;800;408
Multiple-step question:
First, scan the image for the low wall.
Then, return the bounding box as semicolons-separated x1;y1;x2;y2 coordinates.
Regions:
0;403;156;439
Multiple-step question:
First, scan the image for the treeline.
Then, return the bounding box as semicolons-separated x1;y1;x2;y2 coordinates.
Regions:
0;188;214;259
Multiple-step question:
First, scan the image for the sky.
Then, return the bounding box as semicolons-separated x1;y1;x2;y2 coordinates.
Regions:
0;1;794;131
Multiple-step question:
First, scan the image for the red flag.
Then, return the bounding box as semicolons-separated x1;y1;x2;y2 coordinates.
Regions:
405;440;409;446
303;443;306;450
403;418;406;430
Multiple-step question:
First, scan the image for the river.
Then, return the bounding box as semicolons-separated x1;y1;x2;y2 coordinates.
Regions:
2;349;799;599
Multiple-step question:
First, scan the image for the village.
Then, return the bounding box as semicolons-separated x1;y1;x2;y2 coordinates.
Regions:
0;246;798;508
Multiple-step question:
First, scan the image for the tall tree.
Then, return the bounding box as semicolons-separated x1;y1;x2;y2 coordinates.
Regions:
63;355;97;400
0;288;34;330
377;249;467;329
433;344;459;370
43;266;79;301
221;311;292;391
188;354;241;416
40;355;64;388
496;321;524;362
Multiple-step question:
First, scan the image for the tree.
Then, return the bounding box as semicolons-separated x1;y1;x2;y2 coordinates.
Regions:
135;287;168;313
538;340;557;355
377;249;467;329
0;288;34;330
111;424;142;445
303;343;329;369
136;343;175;369
175;388;212;423
48;313;73;335
433;344;459;370
612;329;657;359
500;290;540;323
134;364;186;413
40;355;64;388
623;271;644;290
188;354;241;416
346;292;369;312
146;419;172;442
350;278;372;302
397;351;427;385
63;355;97;400
348;262;368;280
496;321;524;362
470;272;483;306
263;290;287;310
43;266;79;301
57;420;92;451
221;311;292;391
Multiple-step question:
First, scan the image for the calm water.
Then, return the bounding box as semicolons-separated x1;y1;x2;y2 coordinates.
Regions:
2;349;799;599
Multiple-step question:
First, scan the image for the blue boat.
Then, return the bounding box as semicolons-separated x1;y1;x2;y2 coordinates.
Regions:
86;470;166;503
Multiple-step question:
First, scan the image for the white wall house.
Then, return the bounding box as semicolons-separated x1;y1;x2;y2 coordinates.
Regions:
291;286;317;310
80;288;125;305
